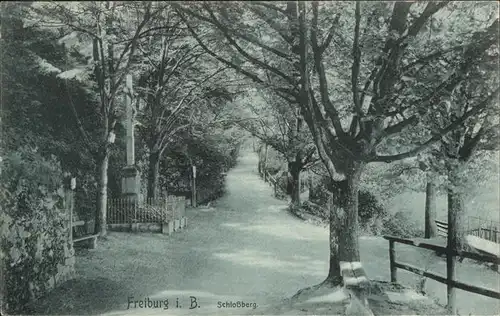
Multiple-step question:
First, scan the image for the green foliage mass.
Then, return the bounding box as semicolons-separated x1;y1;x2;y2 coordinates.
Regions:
0;148;75;313
158;128;244;204
310;176;386;230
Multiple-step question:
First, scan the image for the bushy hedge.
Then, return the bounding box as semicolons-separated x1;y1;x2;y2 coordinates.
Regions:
0;148;75;313
307;176;387;234
381;211;425;238
157;131;243;205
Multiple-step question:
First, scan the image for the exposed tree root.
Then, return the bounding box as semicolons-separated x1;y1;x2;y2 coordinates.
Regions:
291;276;343;300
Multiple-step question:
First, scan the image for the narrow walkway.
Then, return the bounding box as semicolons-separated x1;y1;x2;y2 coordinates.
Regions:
99;152;332;315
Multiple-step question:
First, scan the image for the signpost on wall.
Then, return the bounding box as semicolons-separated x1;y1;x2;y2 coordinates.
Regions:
192;165;197;207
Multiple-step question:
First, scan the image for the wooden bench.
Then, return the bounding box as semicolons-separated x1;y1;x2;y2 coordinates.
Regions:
434;220;499;264
73;234;98;249
72;219;98;249
435;220;448;237
435;220;500;243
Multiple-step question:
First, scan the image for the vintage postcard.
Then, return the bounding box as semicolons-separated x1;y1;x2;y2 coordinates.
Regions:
1;1;499;315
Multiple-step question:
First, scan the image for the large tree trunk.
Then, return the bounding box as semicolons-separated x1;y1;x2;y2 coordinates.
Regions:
95;149;109;237
425;173;438;238
325;191;341;285
324;161;364;285
147;150;160;200
289;160;301;207
447;161;467;251
337;161;364;263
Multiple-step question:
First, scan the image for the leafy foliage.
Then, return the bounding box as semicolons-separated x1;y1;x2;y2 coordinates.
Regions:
381;211;425;238
0;147;75;313
2;1;498;300
1;2;102;221
160;126;244;204
309;175;386;230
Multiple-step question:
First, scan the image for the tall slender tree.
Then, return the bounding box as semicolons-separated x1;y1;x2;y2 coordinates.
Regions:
28;2;168;236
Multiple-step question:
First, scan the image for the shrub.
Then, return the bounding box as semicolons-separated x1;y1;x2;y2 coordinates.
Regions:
310;176;386;229
273;172;289;200
381;211;424;238
358;190;386;228
158;142;236;206
0;147;75;313
300;201;329;222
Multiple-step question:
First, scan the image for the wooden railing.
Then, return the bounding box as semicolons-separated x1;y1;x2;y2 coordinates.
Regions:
107;196;186;224
260;170;287;197
469;227;500;243
384;235;500;314
468;216;500;243
435;219;500;244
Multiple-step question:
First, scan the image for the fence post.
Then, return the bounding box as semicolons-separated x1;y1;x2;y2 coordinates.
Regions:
166;195;168;223
490;221;494;241
134;197;138;223
173;198;177;231
64;175;75;244
191;165;197;208
389;240;397;282
446;248;457;314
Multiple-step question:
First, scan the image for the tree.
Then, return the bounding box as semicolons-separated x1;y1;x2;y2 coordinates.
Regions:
176;1;498;288
236;89;317;205
27;1;169;236
134;11;231;199
1;2;105;225
381;156;441;239
431;61;499;251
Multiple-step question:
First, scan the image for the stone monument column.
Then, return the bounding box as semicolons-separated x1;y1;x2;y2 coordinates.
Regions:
121;74;140;200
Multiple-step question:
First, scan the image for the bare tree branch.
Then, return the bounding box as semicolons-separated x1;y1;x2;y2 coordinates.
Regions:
246;5;293;44
373;88;499;162
253;2;289;15
320;14;341;54
203;5;295;86
351;2;362;116
404;2;450;39
379;115;419;139
177;10;266;86
402;44;465;73
310;2;346;138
